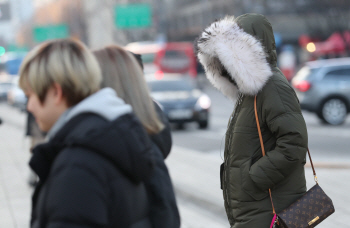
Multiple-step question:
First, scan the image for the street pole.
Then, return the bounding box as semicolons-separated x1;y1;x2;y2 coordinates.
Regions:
155;0;167;43
83;0;114;49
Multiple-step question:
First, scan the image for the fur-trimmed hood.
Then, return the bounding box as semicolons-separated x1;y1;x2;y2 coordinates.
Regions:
196;14;277;102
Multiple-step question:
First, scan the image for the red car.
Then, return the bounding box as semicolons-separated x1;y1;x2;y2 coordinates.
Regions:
125;41;197;78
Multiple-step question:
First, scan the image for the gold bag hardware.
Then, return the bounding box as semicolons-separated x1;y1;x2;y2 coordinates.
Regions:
308;216;319;226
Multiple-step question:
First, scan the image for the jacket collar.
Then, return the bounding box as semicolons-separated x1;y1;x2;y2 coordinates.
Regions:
47;88;132;140
30;113;154;184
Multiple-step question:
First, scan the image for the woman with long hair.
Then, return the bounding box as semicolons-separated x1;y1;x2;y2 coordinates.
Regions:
93;45;180;228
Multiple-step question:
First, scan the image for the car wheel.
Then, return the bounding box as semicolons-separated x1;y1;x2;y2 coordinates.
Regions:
320;98;348;125
198;120;209;129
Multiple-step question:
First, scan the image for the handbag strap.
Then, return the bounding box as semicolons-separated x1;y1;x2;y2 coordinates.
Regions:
253;96;318;214
254;96;276;214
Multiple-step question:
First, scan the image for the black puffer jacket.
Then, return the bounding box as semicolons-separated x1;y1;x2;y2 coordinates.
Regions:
150;101;172;159
30;113;154;228
145;101;180;228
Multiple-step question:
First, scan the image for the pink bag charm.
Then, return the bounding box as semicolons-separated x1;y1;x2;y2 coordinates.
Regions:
270;214;277;228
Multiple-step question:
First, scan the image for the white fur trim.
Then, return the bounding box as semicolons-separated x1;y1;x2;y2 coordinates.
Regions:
197;52;239;102
197;16;272;100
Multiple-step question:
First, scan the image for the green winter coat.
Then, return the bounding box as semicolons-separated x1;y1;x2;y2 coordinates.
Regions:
197;14;308;228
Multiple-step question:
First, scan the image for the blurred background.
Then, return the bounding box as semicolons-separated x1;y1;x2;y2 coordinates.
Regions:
0;0;350;227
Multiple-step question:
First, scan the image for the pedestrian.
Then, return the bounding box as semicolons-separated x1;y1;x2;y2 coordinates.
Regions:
19;39;155;228
196;14;308;228
128;52;173;158
93;45;180;228
25;111;46;186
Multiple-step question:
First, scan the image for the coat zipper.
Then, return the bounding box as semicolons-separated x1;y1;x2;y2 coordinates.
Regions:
223;94;244;221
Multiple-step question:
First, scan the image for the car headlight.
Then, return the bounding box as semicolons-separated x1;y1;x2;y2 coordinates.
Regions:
195;94;211;110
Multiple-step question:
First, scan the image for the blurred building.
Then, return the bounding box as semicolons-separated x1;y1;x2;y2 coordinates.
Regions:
17;0;163;48
11;0;350;56
166;0;230;41
85;0;156;48
15;0;91;48
165;0;350;45
0;0;34;46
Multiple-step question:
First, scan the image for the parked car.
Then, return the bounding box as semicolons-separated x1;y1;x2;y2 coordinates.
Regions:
292;58;350;125
0;80;13;101
147;73;211;129
7;76;26;111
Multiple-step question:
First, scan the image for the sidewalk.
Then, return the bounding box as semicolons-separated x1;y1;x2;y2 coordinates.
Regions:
1;104;349;228
166;145;350;228
0;110;32;228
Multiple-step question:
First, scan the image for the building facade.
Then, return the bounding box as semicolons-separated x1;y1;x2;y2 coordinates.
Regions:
165;0;350;45
0;0;33;46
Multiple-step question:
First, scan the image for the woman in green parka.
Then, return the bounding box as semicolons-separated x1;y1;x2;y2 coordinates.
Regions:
196;14;308;228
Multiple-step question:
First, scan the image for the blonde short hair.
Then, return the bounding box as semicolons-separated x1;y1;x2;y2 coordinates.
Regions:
93;45;164;135
19;39;102;107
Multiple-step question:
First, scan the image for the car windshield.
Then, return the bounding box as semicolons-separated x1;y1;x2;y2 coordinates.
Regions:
148;79;194;92
141;53;156;64
160;50;190;71
323;68;350;80
294;66;316;81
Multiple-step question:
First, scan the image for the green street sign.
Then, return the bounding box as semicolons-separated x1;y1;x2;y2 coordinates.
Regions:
0;46;5;56
33;24;69;42
7;44;28;52
115;4;152;29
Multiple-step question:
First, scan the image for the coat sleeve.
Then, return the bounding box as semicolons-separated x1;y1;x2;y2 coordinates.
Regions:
249;79;308;191
45;164;109;228
150;100;172;159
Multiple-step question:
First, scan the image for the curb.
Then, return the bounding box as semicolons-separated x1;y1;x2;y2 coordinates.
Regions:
305;162;350;169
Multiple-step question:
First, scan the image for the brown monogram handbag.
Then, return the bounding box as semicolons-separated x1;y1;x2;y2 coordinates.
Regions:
254;96;335;228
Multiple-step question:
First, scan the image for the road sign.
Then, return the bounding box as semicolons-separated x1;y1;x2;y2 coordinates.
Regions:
7;44;28;53
115;4;152;29
33;24;69;42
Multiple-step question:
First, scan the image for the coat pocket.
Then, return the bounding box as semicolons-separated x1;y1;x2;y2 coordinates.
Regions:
240;160;269;201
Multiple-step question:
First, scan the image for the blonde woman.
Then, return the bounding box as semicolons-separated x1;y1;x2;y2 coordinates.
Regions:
93;45;180;228
19;39;154;228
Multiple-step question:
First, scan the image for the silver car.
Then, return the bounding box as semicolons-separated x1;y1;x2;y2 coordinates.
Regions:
146;74;211;129
7;76;27;111
292;58;350;125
